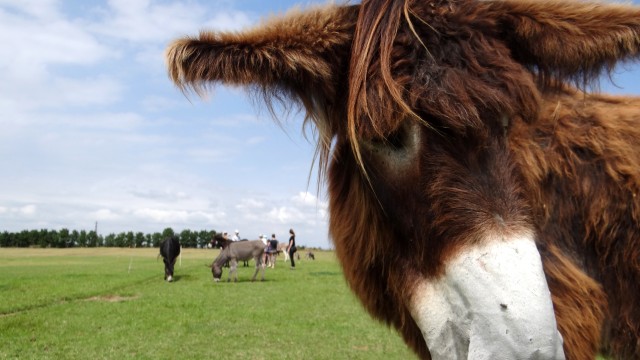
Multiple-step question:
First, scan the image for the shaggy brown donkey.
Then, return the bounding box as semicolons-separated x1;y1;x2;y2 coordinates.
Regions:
166;0;640;358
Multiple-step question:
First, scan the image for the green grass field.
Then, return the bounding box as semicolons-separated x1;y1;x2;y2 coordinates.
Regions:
0;248;415;359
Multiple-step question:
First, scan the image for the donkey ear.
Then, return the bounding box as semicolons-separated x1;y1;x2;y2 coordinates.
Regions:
485;0;640;84
166;4;357;110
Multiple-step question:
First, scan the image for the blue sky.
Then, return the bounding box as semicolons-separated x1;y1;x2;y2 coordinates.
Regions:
0;0;639;249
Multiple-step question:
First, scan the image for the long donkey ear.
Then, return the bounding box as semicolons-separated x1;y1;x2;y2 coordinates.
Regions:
166;5;357;117
484;0;640;85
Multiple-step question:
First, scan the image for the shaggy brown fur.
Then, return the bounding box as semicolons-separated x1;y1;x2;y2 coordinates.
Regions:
166;0;640;358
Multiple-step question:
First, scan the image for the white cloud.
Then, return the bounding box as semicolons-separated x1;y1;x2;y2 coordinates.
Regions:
209;113;261;128
133;45;166;71
4;204;36;217
0;204;38;217
267;206;301;224
0;75;124;116
42;76;123;109
93;209;120;221
0;111;149;156
19;205;37;216
184;147;230;164
132;208;226;224
0;7;112;81
91;0;252;43
130;188;189;202
141;95;182;112
202;11;253;32
0;2;125;116
246;136;266;145
236;198;266;211
0;0;60;19
292;191;319;206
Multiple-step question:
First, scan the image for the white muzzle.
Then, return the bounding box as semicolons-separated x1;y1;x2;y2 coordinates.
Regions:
410;234;565;359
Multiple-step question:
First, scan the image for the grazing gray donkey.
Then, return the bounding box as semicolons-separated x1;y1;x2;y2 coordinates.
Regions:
210;240;265;282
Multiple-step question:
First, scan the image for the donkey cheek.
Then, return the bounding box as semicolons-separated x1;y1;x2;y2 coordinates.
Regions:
409;235;566;360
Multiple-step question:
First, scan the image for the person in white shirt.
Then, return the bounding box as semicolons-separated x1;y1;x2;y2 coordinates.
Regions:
260;234;269;267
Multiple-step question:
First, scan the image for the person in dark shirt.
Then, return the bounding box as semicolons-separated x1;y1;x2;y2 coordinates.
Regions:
287;228;297;269
268;234;278;268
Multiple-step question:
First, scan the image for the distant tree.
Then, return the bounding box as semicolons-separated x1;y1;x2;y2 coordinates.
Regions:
197;230;214;248
0;227;227;248
21;230;31;247
47;230;60;248
162;228;175;239
15;230;29;247
180;229;193;248
78;230;87;247
144;234;152;247
37;229;49;248
70;230;80;247
104;233;116;247
58;228;70;248
189;231;199;248
114;233;127;247
151;232;162;247
86;231;98;247
0;231;10;247
134;232;145;248
125;231;134;248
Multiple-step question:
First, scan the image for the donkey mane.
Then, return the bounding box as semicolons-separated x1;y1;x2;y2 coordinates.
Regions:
212;249;229;269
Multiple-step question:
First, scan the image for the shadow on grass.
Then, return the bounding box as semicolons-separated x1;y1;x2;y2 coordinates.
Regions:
309;271;341;277
212;278;272;283
167;274;191;282
1;274;157;317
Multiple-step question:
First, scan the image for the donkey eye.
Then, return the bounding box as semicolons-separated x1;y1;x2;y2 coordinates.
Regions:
371;125;407;150
362;121;420;168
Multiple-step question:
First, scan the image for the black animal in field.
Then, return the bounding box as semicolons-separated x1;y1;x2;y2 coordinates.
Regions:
160;235;181;282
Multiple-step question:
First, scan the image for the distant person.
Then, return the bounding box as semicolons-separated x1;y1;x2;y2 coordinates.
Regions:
268;233;278;268
288;228;297;269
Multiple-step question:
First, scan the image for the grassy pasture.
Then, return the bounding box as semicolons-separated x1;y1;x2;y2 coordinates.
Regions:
0;248;415;359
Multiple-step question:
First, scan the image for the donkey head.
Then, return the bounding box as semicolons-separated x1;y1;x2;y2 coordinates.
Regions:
163;258;175;282
167;0;640;357
211;261;223;282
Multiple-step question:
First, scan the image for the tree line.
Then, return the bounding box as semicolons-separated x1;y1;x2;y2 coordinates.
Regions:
0;228;217;249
